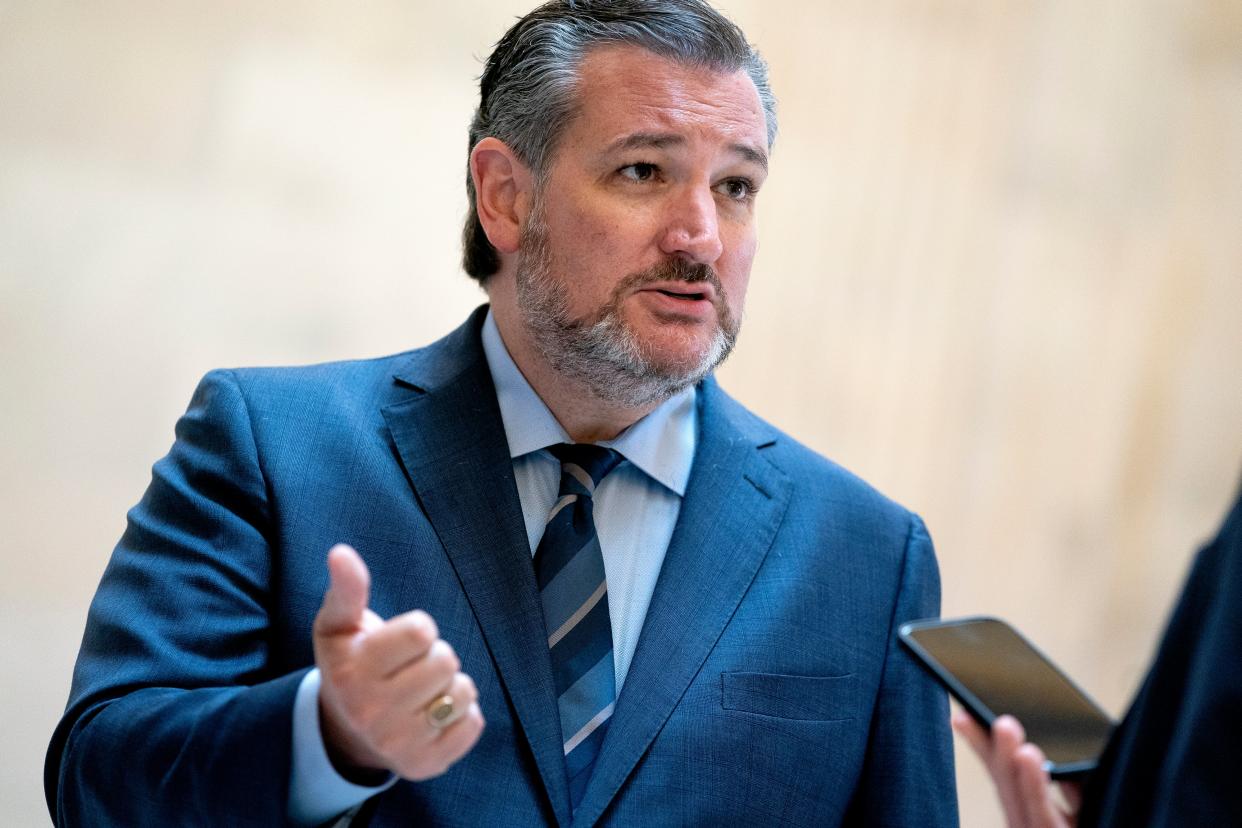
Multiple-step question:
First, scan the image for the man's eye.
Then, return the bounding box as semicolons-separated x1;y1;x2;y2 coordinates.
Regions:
619;163;658;182
717;178;756;201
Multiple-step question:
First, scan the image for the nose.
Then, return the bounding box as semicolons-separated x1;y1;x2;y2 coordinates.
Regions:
658;185;723;265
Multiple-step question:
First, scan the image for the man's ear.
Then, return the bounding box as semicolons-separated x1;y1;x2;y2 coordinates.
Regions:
470;138;533;255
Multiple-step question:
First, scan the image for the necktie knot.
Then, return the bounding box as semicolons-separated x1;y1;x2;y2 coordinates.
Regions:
548;444;623;496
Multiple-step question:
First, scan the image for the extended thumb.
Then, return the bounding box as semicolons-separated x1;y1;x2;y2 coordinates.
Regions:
317;543;371;635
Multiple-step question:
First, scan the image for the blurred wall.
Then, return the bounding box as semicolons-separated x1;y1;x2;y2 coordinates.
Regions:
2;1;1239;824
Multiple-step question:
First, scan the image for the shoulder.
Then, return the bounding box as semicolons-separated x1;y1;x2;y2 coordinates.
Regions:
165;352;424;468
700;381;941;624
206;306;488;417
702;379;921;536
210;350;420;412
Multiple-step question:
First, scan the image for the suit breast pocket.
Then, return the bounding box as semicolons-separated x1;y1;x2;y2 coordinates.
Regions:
721;671;859;722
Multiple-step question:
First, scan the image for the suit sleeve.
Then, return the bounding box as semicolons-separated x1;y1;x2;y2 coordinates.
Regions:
1077;492;1242;826
44;370;306;826
845;514;959;827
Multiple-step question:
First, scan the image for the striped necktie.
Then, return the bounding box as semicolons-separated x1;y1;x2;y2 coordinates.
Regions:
535;443;623;811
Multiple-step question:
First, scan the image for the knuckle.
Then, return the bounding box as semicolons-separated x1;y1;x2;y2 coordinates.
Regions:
411;609;439;641
403;619;435;651
442;643;461;673
429;641;459;675
461;676;479;704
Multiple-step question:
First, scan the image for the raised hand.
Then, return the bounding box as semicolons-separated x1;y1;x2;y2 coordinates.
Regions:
312;544;485;780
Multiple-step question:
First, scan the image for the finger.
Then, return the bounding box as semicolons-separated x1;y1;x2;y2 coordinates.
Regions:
352;638;463;720
366;670;479;759
389;641;465;712
991;715;1029;773
426;673;480;731
951;709;992;760
315;544;372;636
353;609;439;678
431;699;485;758
1015;743;1066;828
990;716;1030;827
952;708;1024;823
391;700;486;781
992;714;1027;746
1058;780;1083;817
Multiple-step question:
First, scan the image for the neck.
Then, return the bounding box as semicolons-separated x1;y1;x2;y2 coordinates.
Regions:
489;285;659;443
536;380;657;443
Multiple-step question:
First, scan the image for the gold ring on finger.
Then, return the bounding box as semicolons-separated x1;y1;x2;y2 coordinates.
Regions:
426;694;457;729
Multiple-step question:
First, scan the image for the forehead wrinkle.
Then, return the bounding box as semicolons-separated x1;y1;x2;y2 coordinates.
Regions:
614;98;767;161
630;92;760;134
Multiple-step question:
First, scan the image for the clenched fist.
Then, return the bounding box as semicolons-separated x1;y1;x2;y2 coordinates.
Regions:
312;544;485;780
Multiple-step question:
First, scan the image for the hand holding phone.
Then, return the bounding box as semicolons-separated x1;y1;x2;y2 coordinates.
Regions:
952;709;1083;828
898;616;1114;779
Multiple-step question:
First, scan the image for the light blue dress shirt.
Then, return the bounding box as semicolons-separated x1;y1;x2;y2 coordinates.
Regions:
288;311;697;824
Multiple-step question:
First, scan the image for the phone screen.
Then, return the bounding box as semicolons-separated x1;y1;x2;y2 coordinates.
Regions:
900;617;1114;772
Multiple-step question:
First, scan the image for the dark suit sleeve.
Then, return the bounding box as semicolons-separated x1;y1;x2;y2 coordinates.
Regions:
845;514;959;827
1077;492;1242;826
45;370;305;826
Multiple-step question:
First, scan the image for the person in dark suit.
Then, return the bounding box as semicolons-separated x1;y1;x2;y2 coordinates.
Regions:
955;485;1242;826
45;2;958;825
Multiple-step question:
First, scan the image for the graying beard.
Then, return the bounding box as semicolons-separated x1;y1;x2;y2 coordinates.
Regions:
516;224;735;409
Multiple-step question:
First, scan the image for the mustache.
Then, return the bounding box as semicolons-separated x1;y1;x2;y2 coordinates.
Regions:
617;258;723;295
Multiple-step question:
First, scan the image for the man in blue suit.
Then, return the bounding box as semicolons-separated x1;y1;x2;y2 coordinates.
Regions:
46;1;957;825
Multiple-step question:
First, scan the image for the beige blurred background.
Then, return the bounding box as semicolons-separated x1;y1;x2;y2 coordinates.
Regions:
2;1;1239;824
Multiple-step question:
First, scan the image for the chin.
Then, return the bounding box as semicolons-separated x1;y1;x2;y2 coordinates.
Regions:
635;324;705;352
636;334;720;376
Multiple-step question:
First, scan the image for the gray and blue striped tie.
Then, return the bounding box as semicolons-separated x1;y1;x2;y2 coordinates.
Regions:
536;443;623;811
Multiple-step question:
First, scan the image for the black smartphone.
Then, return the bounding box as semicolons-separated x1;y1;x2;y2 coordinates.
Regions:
898;616;1114;779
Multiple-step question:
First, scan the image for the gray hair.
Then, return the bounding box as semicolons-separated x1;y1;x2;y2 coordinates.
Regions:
462;0;777;283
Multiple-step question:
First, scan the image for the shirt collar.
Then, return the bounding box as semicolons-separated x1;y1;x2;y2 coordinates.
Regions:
481;309;696;496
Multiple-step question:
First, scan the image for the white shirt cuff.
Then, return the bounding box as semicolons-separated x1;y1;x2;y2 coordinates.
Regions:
288;668;396;826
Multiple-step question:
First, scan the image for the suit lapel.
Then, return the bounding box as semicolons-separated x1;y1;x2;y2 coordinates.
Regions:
380;308;572;826
572;380;793;827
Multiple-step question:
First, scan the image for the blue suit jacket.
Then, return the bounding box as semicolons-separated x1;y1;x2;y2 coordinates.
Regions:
47;307;957;826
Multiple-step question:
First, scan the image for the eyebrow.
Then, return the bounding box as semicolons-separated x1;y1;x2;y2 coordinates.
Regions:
604;132;769;172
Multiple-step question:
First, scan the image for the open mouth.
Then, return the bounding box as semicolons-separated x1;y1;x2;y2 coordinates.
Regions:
654;288;708;301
